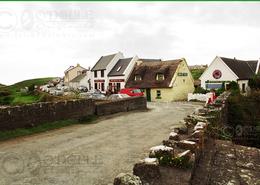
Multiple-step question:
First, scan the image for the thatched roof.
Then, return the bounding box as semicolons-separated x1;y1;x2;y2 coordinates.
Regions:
126;59;182;88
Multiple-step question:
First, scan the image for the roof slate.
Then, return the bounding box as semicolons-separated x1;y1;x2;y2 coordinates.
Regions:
91;54;116;71
220;57;258;79
108;58;133;77
126;59;182;89
70;74;86;83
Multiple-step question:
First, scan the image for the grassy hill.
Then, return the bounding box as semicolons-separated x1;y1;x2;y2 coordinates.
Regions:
190;69;205;80
0;83;6;87
0;77;55;105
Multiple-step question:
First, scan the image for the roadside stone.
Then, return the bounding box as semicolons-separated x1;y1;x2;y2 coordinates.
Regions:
169;132;180;141
133;162;162;185
174;126;188;135
143;158;159;165
177;140;197;152
191;130;204;138
114;173;142;185
162;139;176;148
149;145;174;158
177;150;192;161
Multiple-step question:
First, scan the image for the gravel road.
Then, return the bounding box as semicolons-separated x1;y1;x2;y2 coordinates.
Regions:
0;102;202;185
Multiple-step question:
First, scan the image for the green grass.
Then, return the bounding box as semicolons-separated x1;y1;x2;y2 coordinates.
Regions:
0;77;55;105
0;115;97;141
190;69;205;80
7;77;55;92
11;93;40;105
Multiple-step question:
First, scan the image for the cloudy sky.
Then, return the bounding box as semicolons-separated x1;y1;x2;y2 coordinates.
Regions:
0;2;260;85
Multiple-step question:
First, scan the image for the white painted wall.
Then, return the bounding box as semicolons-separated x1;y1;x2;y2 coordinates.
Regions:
91;52;124;93
200;56;238;89
107;55;139;91
237;79;249;94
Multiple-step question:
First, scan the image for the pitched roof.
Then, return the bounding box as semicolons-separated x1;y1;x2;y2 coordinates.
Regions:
126;59;182;88
64;64;86;74
108;58;133;77
220;57;258;79
91;53;117;71
70;74;86;83
139;58;162;62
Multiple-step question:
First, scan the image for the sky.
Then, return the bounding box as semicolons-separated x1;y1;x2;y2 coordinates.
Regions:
0;2;260;85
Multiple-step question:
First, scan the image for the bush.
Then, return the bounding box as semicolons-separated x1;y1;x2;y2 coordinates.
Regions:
249;74;260;89
194;86;209;94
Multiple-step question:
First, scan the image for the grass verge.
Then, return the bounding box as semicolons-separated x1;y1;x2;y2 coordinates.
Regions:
0;115;97;141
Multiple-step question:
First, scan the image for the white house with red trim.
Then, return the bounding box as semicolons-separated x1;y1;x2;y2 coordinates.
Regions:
91;52;139;93
200;56;260;93
91;52;124;93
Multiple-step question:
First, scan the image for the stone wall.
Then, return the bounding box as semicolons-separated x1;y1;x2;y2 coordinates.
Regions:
95;97;147;116
113;92;231;185
0;97;147;131
0;99;95;131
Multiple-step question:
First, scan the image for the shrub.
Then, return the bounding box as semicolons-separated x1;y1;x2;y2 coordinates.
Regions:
249;74;260;89
194;86;209;94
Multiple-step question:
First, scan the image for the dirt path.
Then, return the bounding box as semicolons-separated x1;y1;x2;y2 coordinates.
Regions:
0;102;202;185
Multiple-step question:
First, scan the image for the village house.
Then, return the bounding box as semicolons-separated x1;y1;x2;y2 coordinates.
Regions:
125;58;195;102
68;69;91;90
91;52;124;93
200;56;260;94
107;56;138;93
64;64;86;85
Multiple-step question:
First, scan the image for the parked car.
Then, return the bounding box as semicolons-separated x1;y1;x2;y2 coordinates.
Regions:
54;90;64;96
91;93;106;100
106;94;130;101
119;88;144;97
87;89;101;94
78;86;88;92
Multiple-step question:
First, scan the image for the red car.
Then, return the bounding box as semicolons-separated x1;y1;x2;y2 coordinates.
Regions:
119;88;144;97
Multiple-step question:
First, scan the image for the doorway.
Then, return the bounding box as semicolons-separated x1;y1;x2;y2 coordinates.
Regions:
146;88;151;102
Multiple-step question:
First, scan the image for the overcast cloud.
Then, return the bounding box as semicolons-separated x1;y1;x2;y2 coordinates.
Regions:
0;2;260;85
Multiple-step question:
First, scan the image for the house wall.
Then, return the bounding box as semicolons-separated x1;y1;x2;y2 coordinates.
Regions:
107;56;139;91
200;57;238;89
64;65;86;84
79;71;91;90
91;52;124;93
148;60;195;102
237;80;249;94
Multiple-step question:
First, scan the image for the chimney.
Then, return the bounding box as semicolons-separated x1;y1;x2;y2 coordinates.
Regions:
256;58;260;74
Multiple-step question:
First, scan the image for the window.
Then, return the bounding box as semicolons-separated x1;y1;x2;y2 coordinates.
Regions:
101;70;104;77
183;79;186;83
94;71;97;78
116;83;121;91
117;66;122;72
156;73;164;81
156;90;161;99
94;83;98;89
242;83;246;93
135;75;142;81
101;83;105;91
177;72;188;76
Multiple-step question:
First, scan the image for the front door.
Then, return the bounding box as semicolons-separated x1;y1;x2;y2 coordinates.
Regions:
146;88;151;102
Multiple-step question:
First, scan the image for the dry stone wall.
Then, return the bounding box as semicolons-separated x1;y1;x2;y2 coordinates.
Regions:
113;92;231;185
0;97;147;131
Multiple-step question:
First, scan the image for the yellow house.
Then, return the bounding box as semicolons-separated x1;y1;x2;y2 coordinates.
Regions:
125;58;194;102
64;64;86;85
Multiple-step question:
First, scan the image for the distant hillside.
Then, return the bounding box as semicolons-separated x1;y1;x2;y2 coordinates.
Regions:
190;68;205;80
7;77;55;92
0;83;5;88
0;77;56;105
